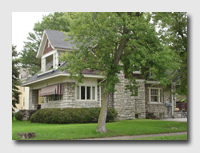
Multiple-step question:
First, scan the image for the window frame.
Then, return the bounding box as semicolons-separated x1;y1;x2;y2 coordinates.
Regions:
48;94;63;101
76;85;97;101
23;97;25;106
149;87;163;103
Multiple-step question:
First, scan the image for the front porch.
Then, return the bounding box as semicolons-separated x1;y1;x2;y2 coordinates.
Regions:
28;82;102;110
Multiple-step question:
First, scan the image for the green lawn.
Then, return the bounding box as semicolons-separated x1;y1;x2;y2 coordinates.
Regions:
12;119;187;140
130;134;187;140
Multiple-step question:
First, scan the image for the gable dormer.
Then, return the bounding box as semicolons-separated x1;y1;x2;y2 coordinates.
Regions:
36;29;75;74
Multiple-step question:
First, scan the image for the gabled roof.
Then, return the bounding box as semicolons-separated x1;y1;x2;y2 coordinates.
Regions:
45;29;75;50
36;29;75;58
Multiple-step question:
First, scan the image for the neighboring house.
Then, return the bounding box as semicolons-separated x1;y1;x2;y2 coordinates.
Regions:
175;95;187;111
15;67;44;111
21;29;177;120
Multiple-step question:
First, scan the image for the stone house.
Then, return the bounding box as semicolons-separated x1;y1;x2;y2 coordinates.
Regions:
22;29;176;120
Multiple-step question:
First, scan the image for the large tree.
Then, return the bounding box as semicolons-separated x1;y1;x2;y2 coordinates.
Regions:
59;12;179;133
152;12;187;97
12;45;21;110
20;12;71;75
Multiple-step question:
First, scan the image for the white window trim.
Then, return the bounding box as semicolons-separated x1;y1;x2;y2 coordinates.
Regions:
149;87;163;103
75;85;97;101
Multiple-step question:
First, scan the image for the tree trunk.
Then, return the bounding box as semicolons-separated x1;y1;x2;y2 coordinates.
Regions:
96;92;110;133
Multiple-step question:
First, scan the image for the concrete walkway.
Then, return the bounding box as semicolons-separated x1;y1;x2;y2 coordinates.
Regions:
161;118;187;122
80;132;187;140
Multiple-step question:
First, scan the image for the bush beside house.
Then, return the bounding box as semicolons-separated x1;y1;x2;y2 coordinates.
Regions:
30;107;118;124
15;112;23;121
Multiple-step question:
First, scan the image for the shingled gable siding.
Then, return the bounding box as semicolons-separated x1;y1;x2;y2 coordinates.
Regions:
41;82;100;109
43;40;54;55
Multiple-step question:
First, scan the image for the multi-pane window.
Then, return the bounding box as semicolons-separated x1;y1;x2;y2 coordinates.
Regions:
149;88;163;103
48;95;62;101
77;86;96;101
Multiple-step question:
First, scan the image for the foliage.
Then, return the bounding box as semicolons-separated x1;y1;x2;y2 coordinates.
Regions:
12;119;187;140
20;12;71;75
12;45;21;109
15;112;23;121
152;12;187;96
30;107;118;124
59;12;180;132
60;12;179;93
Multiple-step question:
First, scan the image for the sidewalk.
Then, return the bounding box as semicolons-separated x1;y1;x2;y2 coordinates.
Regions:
161;118;187;122
79;132;187;140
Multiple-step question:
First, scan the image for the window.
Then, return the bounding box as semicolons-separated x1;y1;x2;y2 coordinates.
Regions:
149;88;163;103
48;95;62;101
23;97;25;106
23;87;25;92
76;85;96;101
134;87;139;96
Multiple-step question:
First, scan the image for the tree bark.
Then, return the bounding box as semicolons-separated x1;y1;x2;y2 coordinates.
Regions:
96;92;110;133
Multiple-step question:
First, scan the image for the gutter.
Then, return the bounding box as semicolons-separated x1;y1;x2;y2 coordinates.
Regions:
21;73;104;86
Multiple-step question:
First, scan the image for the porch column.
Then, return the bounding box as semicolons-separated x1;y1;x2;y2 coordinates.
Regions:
138;81;146;119
41;57;46;72
29;89;38;110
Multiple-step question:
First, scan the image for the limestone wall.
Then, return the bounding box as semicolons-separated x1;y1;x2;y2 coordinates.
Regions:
113;72;146;120
29;90;38;110
41;82;100;109
145;84;174;118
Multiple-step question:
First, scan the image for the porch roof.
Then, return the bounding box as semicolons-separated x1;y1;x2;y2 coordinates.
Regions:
21;61;101;86
39;84;62;96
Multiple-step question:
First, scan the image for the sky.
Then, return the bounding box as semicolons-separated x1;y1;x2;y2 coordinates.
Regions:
12;12;51;52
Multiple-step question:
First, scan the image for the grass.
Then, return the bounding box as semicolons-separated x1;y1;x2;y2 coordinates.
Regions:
12;119;187;140
130;134;187;140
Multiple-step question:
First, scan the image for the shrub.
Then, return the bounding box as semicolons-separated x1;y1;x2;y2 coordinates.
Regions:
15;112;23;121
146;112;156;119
30;107;118;124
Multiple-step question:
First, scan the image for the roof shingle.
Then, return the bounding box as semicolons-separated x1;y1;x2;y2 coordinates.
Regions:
45;29;75;49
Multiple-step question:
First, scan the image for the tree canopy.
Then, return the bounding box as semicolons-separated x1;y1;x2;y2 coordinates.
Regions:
12;45;21;110
152;12;187;97
59;12;180;133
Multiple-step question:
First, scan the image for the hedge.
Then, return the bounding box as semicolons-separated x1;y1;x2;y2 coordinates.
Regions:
30;107;118;124
15;112;23;121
